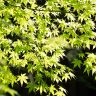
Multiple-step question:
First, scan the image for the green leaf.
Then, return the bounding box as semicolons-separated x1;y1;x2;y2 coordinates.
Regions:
49;85;56;95
72;59;82;68
17;74;28;86
0;84;18;96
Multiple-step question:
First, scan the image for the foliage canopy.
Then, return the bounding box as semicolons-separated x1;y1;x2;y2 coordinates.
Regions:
0;0;96;96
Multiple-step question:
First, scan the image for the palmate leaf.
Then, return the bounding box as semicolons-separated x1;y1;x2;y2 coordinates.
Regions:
62;73;71;82
17;74;28;86
55;91;65;96
72;59;82;68
49;85;56;95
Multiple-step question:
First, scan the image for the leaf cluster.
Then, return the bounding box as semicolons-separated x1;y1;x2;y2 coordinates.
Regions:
0;0;96;96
